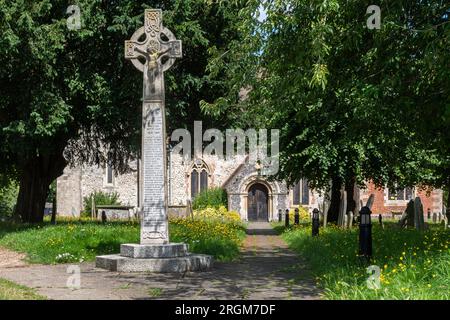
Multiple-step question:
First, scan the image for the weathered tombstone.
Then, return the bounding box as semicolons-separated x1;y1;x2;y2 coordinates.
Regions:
322;199;330;228
343;212;348;229
406;199;415;228
338;190;347;228
278;209;282;222
366;194;375;210
96;9;212;272
432;212;437;223
414;197;425;231
347;211;353;229
398;210;408;228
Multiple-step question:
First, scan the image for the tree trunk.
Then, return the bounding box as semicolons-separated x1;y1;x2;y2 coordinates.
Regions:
15;153;66;223
345;176;356;214
327;176;343;223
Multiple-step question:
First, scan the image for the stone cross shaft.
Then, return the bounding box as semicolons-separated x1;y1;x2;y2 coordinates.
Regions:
125;9;182;244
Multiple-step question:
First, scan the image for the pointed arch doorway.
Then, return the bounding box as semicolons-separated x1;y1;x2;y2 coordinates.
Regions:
247;183;269;221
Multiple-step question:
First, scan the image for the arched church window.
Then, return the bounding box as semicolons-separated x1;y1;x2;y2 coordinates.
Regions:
191;170;199;199
105;157;114;186
190;160;210;199
200;169;208;191
293;178;309;205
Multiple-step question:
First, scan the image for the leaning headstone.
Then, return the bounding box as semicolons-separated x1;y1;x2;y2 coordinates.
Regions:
366;194;375;210
343;213;348;229
398;210;408;228
338;190;347;228
414;197;425;231
96;9;212;272
406;199;415;228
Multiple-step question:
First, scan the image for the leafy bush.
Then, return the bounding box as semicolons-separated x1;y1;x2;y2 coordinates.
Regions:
278;207;310;224
82;191;121;217
192;187;228;210
0;179;19;219
170;215;246;261
193;205;241;223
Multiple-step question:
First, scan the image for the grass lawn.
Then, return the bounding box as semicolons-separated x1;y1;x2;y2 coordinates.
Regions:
0;278;45;300
0;217;246;264
274;221;450;299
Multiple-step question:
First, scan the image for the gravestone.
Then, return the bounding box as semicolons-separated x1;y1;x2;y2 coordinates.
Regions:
406;199;415;228
432;212;437;223
366;194;375;210
347;211;353;229
398;210;408;228
337;190;347;228
321;199;330;228
96;9;212;272
414;197;425;231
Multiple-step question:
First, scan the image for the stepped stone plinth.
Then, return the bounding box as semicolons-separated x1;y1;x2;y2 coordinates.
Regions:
96;243;213;273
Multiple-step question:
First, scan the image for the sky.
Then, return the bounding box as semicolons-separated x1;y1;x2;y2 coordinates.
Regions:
258;4;267;22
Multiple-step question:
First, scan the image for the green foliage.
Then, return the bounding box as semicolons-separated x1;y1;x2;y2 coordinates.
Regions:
205;0;450;192
278;222;450;299
0;0;244;222
0;179;19;219
82;191;121;217
0;278;46;300
287;206;310;224
192;187;228;210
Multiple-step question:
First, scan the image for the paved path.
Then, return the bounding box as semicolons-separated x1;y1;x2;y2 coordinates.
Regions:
0;222;321;300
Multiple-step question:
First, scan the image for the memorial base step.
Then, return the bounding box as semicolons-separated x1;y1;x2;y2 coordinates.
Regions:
95;253;213;273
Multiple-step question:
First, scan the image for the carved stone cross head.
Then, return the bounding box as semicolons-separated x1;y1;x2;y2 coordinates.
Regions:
125;9;182;74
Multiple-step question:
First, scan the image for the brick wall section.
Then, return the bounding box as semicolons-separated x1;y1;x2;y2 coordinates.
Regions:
360;182;443;215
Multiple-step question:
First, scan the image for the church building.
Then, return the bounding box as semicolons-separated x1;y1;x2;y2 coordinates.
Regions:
56;151;444;220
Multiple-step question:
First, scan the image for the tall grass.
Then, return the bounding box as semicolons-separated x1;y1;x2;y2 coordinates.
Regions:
276;222;450;299
0;217;245;264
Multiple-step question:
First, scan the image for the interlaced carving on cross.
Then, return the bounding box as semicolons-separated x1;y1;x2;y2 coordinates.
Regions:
124;9;182;74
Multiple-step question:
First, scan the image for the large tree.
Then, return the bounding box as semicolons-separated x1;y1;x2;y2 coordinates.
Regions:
0;0;243;223
203;0;449;221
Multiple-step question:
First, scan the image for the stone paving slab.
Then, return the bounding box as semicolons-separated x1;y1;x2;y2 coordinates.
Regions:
0;222;321;300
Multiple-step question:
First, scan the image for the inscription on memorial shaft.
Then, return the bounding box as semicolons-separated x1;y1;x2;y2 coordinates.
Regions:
125;9;182;244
